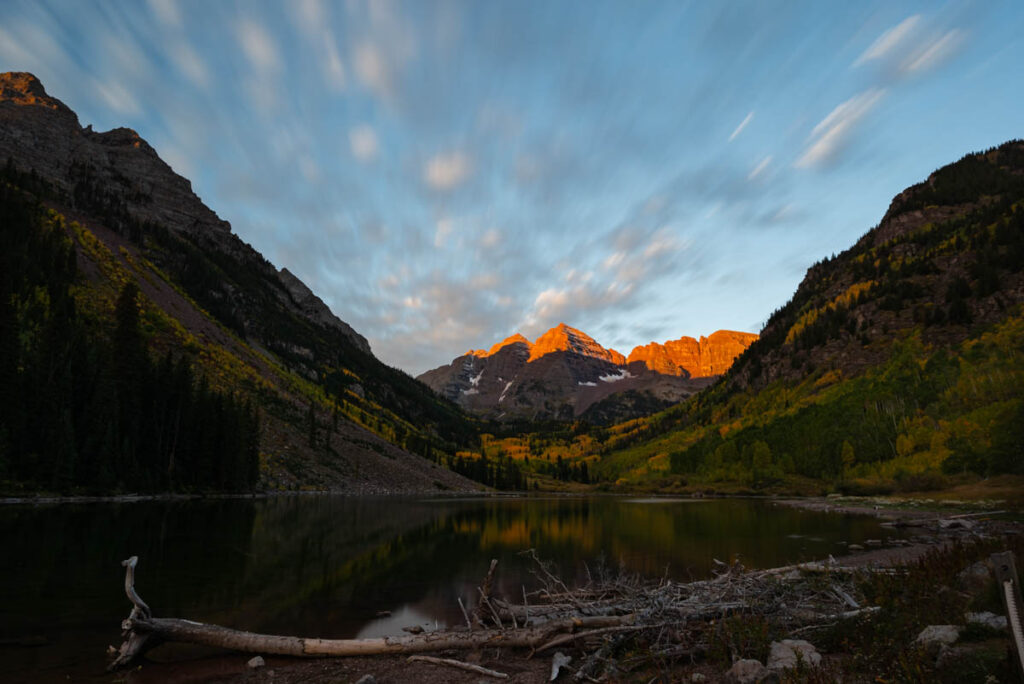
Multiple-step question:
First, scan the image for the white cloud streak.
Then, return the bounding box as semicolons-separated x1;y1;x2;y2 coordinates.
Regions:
424;151;471;190
854;15;920;66
728;111;754;142
236;19;280;73
95;79;140;115
349;124;379;162
903;30;963;74
748;155;772;180
170;42;209;89
796;88;885;168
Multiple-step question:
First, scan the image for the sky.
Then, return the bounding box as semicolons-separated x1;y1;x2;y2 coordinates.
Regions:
1;1;1022;375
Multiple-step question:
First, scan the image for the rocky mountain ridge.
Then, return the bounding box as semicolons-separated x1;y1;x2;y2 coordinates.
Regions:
0;72;371;356
0;72;477;493
418;323;757;422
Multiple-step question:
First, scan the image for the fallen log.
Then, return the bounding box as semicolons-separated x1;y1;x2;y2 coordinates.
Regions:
108;556;634;671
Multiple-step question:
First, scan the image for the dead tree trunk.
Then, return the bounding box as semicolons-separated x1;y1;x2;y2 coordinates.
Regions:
109;556;633;671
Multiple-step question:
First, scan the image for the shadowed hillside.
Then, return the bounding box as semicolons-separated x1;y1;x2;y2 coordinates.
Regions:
0;72;483;495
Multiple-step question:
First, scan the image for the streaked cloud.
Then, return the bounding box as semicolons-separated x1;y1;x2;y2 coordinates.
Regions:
424;151;471;190
903;30;963;74
479;228;502;249
1;1;1013;374
353;42;391;99
854;14;965;78
349;124;379;162
748;155;772;180
728;111;754;142
236;18;280;73
853;15;920;66
796;88;885;168
148;0;181;29
434;217;453;248
170;42;209;89
95;79;140;115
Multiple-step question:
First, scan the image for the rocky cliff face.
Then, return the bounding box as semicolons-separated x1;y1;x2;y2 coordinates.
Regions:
0;71;369;355
418;324;757;422
627;330;760;377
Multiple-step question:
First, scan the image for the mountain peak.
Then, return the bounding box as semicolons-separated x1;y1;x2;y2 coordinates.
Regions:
0;71;76;119
468;333;532;358
530;323;625;364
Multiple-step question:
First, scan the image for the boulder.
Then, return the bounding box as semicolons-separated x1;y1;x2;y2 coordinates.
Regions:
247;655;265;669
914;625;960;657
724;659;779;684
766;639;821;671
965;611;1008;631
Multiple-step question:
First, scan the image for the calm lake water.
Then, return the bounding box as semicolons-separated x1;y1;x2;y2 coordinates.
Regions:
0;495;909;682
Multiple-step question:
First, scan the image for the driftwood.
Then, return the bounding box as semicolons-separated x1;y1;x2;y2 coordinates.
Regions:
407;655;509;679
108;556;634;670
109;552;886;676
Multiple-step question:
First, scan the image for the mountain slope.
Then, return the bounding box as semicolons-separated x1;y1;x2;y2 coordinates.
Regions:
418;323;756;423
0;72;481;494
592;140;1024;487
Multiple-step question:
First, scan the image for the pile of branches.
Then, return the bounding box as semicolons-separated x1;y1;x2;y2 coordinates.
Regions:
109;552;883;680
481;550;878;680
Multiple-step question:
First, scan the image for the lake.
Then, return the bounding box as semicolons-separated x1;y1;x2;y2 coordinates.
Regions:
0;495;909;682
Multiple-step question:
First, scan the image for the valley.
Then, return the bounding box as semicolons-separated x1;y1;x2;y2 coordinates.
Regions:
1;71;1022;502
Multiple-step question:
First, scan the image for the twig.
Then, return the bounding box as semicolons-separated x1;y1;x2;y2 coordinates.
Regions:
536;622;661;653
122;556;151;619
479;586;504;629
457;597;472;632
407;655;509;679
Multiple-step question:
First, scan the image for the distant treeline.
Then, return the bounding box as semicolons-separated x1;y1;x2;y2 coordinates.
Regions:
0;182;258;493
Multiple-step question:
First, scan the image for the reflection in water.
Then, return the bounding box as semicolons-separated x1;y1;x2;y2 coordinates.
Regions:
0;496;905;682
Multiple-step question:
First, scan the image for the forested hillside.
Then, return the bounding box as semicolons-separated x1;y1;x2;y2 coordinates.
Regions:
456;141;1024;493
0;183;258;491
605;140;1024;490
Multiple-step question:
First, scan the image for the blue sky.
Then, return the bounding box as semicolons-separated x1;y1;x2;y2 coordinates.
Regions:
1;1;1022;374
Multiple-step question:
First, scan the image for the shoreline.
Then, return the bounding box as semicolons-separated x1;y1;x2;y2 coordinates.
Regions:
103;512;1024;684
4;488;1018;510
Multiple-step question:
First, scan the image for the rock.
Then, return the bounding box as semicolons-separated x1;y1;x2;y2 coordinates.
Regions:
247;656;265;669
278;268;370;353
724;659;779;683
847;544;864;551
914;625;960;656
766;639;822;671
958;561;993;596
401;625;424;634
965;611;1008;631
939;518;974;530
355;676;376;684
865;539;883;546
690;674;708;683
